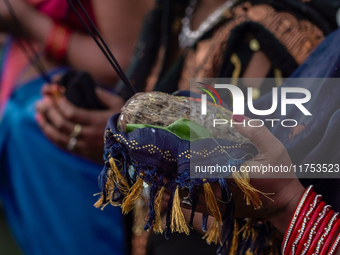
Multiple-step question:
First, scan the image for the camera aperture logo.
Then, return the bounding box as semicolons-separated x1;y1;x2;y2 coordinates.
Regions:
199;83;312;128
197;82;223;111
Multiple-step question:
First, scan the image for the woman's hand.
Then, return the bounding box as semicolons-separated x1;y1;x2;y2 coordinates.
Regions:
35;84;125;163
229;116;304;233
184;116;305;234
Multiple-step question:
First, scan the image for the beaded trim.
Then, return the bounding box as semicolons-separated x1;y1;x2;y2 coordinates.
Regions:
301;205;331;255
329;231;340;255
282;185;313;254
291;195;322;254
105;130;250;162
314;213;340;254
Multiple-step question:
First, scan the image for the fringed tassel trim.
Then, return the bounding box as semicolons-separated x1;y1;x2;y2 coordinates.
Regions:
239;218;255;241
94;166;116;209
171;186;190;235
153;186;165;233
121;177;144;214
232;169;267;210
94;157;131;209
109;157;130;195
203;218;222;244
94;194;106;209
229;220;239;255
202;179;222;244
245;248;254;255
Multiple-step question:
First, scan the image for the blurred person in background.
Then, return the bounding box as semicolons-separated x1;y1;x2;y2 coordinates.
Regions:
33;0;340;254
0;0;153;254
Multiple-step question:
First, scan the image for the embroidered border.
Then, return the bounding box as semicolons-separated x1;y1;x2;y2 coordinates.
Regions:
178;3;324;90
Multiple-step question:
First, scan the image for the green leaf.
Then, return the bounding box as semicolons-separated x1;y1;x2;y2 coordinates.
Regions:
126;118;214;141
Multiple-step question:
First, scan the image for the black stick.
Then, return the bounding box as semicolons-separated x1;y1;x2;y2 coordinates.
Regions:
65;0;136;96
3;0;51;84
74;0;132;90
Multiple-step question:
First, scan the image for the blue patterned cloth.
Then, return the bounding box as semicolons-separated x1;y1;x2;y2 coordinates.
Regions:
99;96;258;250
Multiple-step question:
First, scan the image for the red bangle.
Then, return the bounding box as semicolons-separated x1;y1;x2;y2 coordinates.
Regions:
285;191;316;255
329;226;340;255
320;219;340;254
282;186;314;254
307;209;334;255
292;195;322;255
44;23;71;63
282;185;340;255
315;213;339;254
297;201;326;255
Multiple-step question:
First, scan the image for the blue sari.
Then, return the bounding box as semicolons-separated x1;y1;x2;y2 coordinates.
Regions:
0;72;126;254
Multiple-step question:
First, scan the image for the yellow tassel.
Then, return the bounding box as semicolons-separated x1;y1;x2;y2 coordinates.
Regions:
121;177;144;214
203;218;221;244
232;170;263;210
171;186;190;235
245;248;253;255
203;180;222;223
94;195;105;209
238;218;254;240
202;179;222;244
153;186;165;234
109;157;130;195
229;220;239;255
94;167;116;209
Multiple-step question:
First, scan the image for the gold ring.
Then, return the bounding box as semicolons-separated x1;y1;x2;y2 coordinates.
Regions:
70;124;82;139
